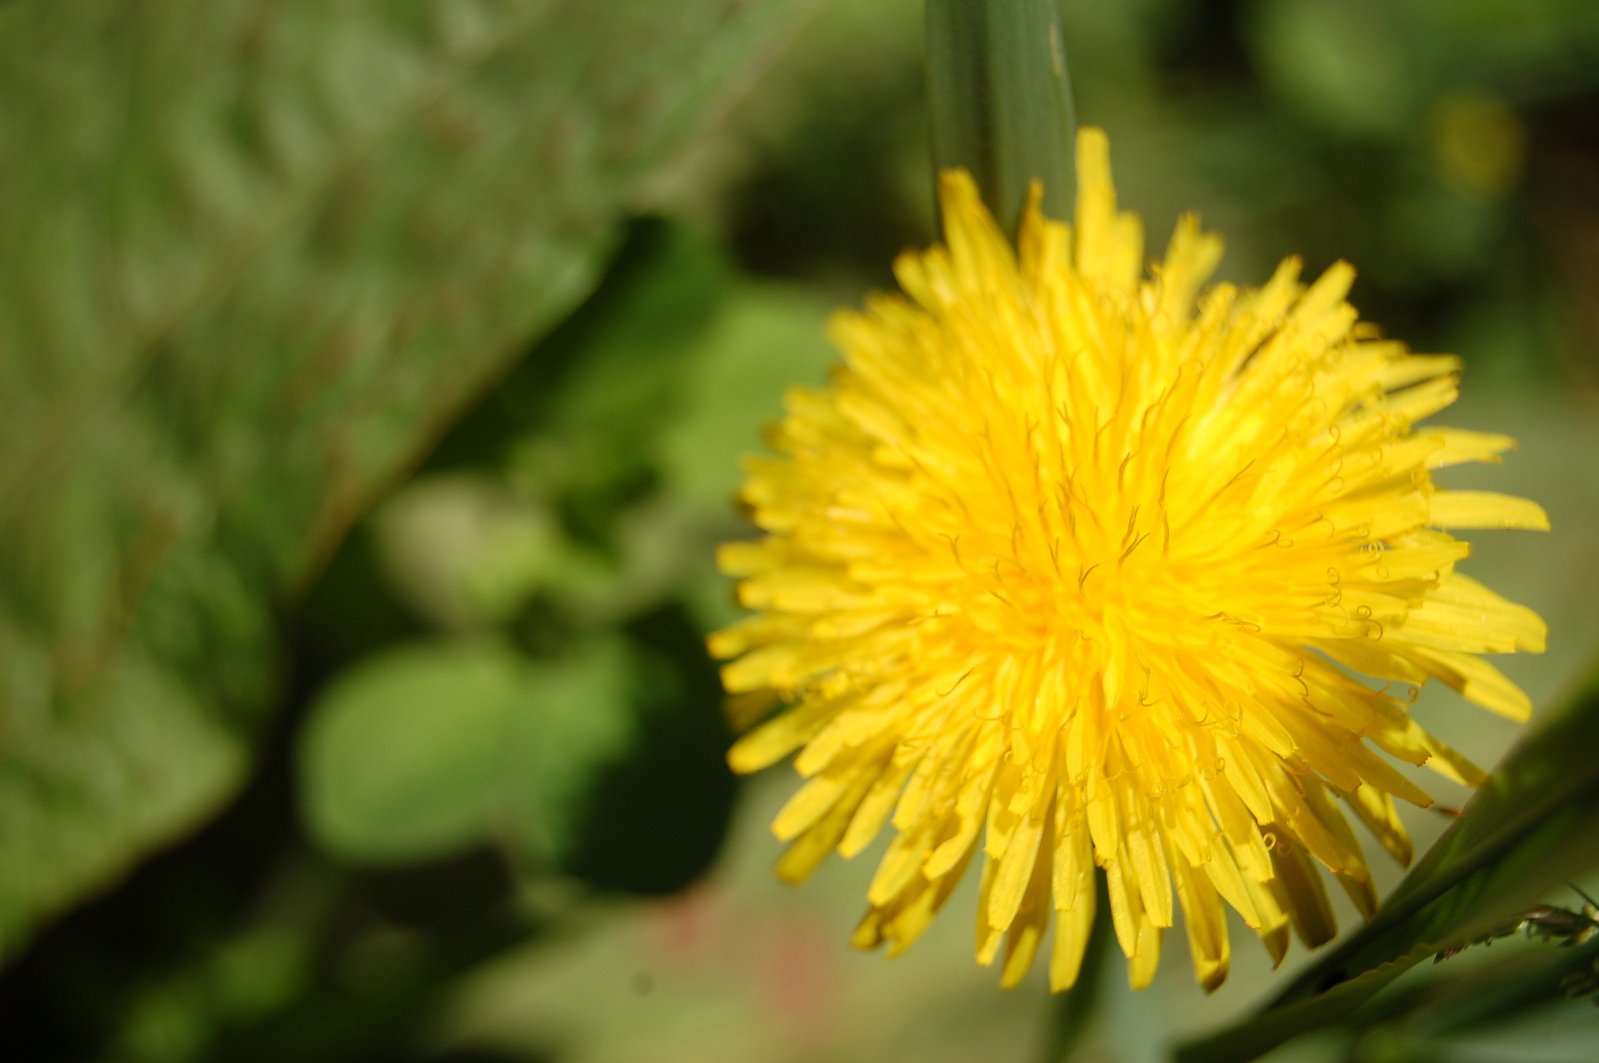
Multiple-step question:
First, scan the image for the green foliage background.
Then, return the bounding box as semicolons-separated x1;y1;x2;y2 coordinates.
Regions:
3;1;1598;1061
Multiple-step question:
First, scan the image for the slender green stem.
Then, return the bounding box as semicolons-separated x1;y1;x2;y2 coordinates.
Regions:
1037;873;1111;1063
925;0;1077;233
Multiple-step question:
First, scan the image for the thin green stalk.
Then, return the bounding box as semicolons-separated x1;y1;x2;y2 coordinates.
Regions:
925;0;1076;233
1036;873;1111;1063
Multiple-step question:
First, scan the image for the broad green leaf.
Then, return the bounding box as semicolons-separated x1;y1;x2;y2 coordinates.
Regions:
298;637;634;865
299;639;532;864
1177;662;1599;1063
0;0;819;959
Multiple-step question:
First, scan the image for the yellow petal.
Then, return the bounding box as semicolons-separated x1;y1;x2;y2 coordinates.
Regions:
1430;490;1550;531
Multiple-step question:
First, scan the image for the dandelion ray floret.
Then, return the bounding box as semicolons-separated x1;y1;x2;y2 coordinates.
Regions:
712;127;1548;992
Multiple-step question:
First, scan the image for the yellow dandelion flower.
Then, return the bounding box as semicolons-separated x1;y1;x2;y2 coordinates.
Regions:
710;127;1548;992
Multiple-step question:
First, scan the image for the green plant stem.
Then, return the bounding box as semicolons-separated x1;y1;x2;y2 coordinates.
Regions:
1038;873;1112;1063
925;0;1076;233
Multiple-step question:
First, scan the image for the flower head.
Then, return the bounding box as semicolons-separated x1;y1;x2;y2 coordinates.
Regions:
711;128;1547;991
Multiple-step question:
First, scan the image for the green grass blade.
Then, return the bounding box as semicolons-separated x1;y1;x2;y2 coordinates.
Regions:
1177;660;1599;1063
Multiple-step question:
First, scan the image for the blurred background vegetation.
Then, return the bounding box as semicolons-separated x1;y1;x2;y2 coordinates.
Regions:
2;2;1598;1061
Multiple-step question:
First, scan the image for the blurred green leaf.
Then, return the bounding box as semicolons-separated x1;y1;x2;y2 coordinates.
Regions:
662;281;837;513
115;925;312;1063
0;0;820;959
534;222;732;482
1248;0;1415;135
503;638;645;869
416;224;837;631
386;220;762;635
1177;661;1599;1063
298;637;635;866
299;609;735;895
369;473;563;631
555;606;737;895
430;218;735;498
300;639;529;864
497;219;732;555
